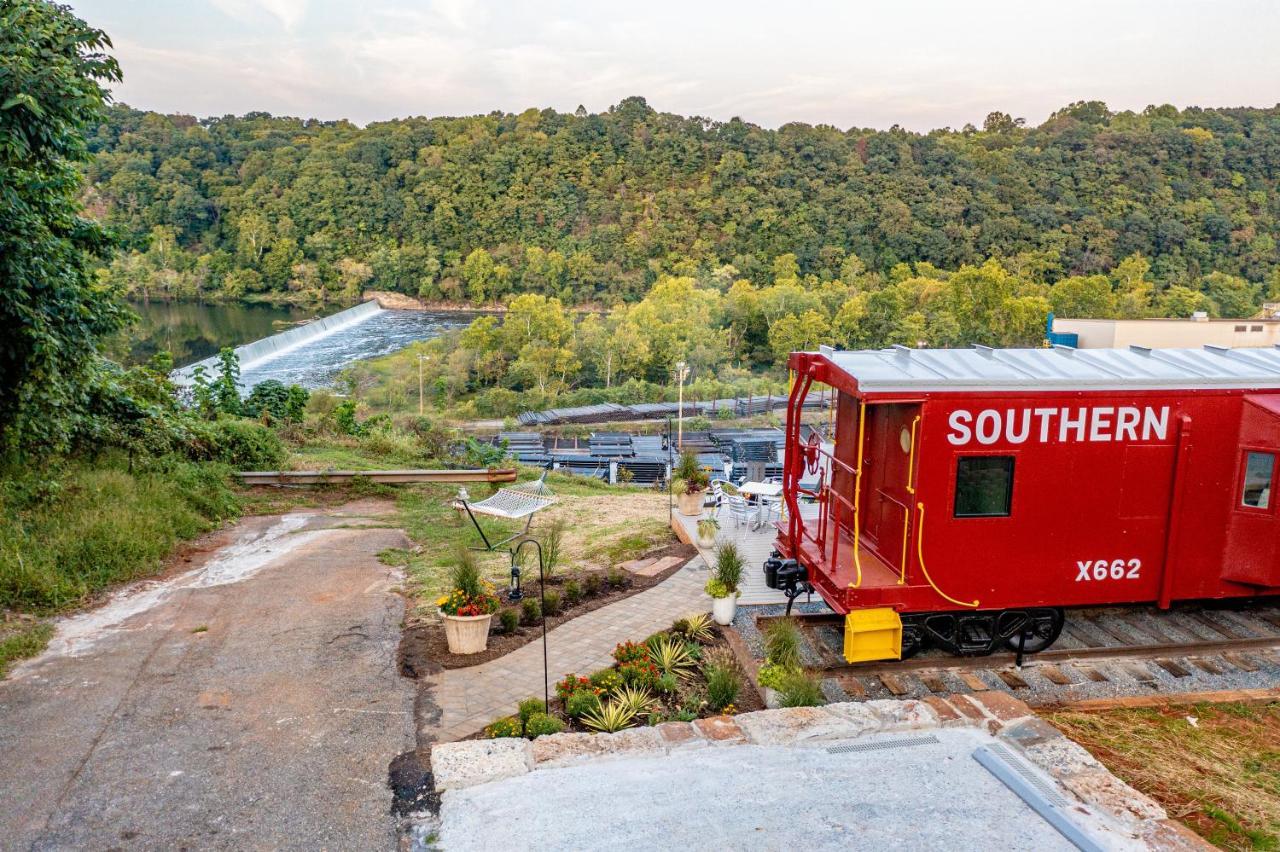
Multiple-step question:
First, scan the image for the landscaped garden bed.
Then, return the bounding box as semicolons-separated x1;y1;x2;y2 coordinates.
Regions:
397;539;695;674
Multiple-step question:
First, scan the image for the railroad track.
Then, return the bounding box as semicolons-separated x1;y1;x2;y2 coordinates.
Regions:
774;605;1280;705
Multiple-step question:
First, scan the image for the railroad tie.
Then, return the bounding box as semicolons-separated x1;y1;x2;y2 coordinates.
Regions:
1035;664;1072;686
918;673;948;694
1222;652;1259;673
1074;666;1109;683
878;673;911;696
1190;657;1224;675
996;670;1029;690
1154;658;1191;678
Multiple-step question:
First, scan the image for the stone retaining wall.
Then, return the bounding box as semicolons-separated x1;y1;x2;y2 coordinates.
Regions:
431;694;1209;850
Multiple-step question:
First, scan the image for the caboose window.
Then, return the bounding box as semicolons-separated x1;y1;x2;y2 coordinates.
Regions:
954;456;1014;518
1241;452;1274;509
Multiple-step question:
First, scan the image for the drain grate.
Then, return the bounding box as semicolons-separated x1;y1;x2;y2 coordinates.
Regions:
827;734;939;754
983;743;1069;807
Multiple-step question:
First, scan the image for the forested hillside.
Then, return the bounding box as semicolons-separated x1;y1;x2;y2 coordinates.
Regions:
88;97;1280;319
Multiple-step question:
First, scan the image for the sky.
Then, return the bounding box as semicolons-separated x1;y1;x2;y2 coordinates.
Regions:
71;0;1280;131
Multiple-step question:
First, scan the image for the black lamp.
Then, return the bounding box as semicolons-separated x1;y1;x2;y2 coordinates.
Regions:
508;559;523;602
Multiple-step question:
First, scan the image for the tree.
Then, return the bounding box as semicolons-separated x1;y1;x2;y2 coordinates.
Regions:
0;0;125;453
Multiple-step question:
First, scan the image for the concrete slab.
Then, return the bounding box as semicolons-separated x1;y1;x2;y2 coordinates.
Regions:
0;507;416;850
438;728;1122;851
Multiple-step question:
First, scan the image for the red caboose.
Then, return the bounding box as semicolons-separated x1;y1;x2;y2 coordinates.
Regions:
769;344;1280;662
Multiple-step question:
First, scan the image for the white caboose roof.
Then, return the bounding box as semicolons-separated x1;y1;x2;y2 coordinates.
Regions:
821;344;1280;393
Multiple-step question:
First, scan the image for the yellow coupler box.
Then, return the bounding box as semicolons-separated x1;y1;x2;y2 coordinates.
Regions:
843;607;903;663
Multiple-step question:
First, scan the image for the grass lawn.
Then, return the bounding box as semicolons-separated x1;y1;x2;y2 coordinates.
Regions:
1047;701;1280;850
383;469;675;615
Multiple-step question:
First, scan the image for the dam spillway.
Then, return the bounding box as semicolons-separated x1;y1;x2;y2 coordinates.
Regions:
172;301;471;391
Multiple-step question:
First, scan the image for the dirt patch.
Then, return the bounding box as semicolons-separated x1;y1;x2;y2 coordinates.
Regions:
1046;700;1280;849
397;541;696;676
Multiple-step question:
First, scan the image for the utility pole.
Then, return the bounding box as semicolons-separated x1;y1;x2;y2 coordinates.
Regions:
675;360;689;450
418;353;425;416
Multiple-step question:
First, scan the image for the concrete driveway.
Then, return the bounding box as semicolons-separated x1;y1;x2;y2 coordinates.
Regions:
0;502;417;850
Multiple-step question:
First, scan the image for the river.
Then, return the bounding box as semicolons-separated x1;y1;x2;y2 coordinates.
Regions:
116;300;472;390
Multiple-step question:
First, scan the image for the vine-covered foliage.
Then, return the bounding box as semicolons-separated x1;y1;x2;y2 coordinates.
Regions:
88;98;1280;312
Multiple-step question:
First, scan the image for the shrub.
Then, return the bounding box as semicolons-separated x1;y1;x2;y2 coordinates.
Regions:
777;670;824;707
645;635;696;680
565;690;601;719
763;618;802;669
581;700;636;733
517;697;546;726
563;579;582;607
524;712;565;738
714;543;744;594
184;418;286;469
542;517;566;577
520;597;542;625
483;716;522;738
606;567;627;589
588;668;622;693
543;590;561;616
555;673;594;702
499;608;519;634
584;573;602;596
705;663;742;712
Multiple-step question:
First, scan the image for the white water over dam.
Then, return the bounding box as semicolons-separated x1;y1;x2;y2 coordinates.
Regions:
173;301;471;391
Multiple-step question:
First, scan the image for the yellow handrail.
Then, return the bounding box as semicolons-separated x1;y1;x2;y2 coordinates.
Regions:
915;502;980;608
848;401;867;589
905;415;920;495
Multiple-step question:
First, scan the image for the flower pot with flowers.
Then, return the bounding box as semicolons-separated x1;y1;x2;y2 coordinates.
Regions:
437;549;501;655
706;543;744;625
674;449;710;517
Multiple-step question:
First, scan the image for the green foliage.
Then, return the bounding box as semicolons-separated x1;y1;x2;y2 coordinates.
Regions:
498;608;519;634
0;456;238;612
184;419;286;470
763;618;803;670
449;547;482;599
704;662;742;712
510;715;556;744
483;716;523;739
588;668;622;693
581;700;637;733
714;543;744;594
564;689;601;719
517;697;546;725
645;635;697;680
520;596;541;625
0;0;126;454
777;669;824;707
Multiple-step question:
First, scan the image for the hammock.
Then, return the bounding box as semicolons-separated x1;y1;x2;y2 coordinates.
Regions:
458;470;556;550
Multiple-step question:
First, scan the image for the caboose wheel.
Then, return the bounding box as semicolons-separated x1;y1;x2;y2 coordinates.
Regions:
1004;607;1064;653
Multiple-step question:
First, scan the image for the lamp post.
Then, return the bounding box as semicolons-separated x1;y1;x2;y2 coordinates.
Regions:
675;360;689;450
510;537;549;708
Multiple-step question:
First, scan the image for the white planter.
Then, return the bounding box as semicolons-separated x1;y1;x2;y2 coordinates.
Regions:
677;489;706;517
440;610;493;655
762;687;782;709
711;594;737;626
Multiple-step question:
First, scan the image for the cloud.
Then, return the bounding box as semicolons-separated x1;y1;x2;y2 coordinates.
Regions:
210;0;309;31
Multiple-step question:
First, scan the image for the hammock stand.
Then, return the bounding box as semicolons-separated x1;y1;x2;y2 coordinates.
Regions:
458;468;556;552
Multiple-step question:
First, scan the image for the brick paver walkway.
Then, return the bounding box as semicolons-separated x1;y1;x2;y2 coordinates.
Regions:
427;561;708;742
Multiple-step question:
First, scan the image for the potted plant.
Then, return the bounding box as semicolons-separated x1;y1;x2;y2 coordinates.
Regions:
675;449;709;517
437;549;500;654
695;516;720;548
706;543;743;625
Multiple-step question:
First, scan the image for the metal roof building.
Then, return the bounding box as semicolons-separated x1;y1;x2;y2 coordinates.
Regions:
819;344;1280;393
